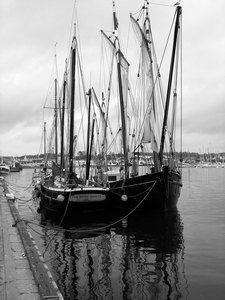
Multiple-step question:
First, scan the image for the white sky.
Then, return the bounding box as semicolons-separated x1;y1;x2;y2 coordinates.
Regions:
0;0;225;156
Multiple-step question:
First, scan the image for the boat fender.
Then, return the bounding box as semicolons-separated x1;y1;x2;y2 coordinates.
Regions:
6;193;15;200
57;194;65;202
121;194;128;202
156;177;162;183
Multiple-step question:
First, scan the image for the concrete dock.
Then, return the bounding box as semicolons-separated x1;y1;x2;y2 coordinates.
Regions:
0;178;64;300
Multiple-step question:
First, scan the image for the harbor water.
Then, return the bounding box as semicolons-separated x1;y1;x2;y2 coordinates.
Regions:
4;167;225;300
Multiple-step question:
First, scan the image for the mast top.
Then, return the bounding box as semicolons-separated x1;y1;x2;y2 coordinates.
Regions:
112;1;119;36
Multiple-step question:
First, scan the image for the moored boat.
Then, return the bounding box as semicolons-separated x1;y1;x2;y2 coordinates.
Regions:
99;1;183;212
0;163;10;175
10;159;22;172
107;167;181;212
37;26;110;219
37;1;183;220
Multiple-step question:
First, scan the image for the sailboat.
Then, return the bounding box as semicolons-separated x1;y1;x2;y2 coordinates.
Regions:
10;157;22;172
99;1;183;211
38;30;110;218
38;1;183;219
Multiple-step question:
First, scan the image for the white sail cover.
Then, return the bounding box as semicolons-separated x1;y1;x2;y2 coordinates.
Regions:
101;30;130;139
130;15;160;153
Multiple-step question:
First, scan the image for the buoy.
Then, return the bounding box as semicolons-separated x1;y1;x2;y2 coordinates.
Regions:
121;194;128;202
57;194;65;202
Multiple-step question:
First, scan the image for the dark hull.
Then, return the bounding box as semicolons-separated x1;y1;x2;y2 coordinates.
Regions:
38;184;110;218
0;170;10;175
37;168;181;222
10;167;21;172
0;166;10;175
108;169;182;212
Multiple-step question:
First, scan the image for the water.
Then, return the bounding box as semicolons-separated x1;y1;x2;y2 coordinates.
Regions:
4;167;225;300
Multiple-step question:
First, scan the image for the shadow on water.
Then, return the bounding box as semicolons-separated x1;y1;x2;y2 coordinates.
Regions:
39;209;188;300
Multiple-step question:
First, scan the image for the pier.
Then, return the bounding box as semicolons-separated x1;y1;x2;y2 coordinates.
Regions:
0;178;64;300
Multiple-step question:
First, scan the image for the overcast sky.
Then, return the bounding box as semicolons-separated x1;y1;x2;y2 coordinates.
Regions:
0;0;224;156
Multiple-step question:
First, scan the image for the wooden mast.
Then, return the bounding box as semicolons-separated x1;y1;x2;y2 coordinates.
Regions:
130;2;161;172
60;65;67;170
85;89;91;183
44;122;47;167
113;2;129;178
116;57;129;177
87;114;96;184
159;6;182;166
144;5;161;173
69;36;76;183
54;78;58;164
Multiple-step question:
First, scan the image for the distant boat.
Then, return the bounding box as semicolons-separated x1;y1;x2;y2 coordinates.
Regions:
0;163;10;175
198;162;219;168
9;158;22;172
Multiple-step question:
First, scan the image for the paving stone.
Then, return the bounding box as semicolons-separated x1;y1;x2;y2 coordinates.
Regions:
16;268;35;280
0;185;41;299
20;293;40;300
17;279;39;293
15;258;30;269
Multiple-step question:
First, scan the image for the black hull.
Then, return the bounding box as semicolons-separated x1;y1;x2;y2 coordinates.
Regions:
10;167;21;172
38;168;181;222
38;184;110;218
108;169;182;212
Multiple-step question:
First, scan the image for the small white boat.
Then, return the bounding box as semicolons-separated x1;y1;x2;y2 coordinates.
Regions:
0;163;10;175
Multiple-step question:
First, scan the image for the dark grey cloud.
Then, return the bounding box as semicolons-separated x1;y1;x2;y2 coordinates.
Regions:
0;0;225;155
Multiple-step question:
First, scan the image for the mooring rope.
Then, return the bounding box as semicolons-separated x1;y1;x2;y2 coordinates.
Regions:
2;176;158;258
110;179;158;198
16;180;157;234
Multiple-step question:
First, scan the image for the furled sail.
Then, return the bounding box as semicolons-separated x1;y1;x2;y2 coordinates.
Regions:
101;31;129;170
101;30;130;111
130;14;160;153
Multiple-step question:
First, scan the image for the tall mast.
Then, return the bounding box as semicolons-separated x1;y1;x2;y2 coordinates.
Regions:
143;2;161;172
103;53;114;172
159;6;182;165
60;63;67;170
113;2;129;178
145;4;162;173
117;56;129;177
44;122;47;167
54;78;58;163
69;36;76;183
101;92;108;171
85;89;91;182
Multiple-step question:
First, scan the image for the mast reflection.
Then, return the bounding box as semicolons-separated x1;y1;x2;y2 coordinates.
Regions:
41;209;188;299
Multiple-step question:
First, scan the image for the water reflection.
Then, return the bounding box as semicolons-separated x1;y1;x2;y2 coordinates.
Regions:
40;209;187;300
